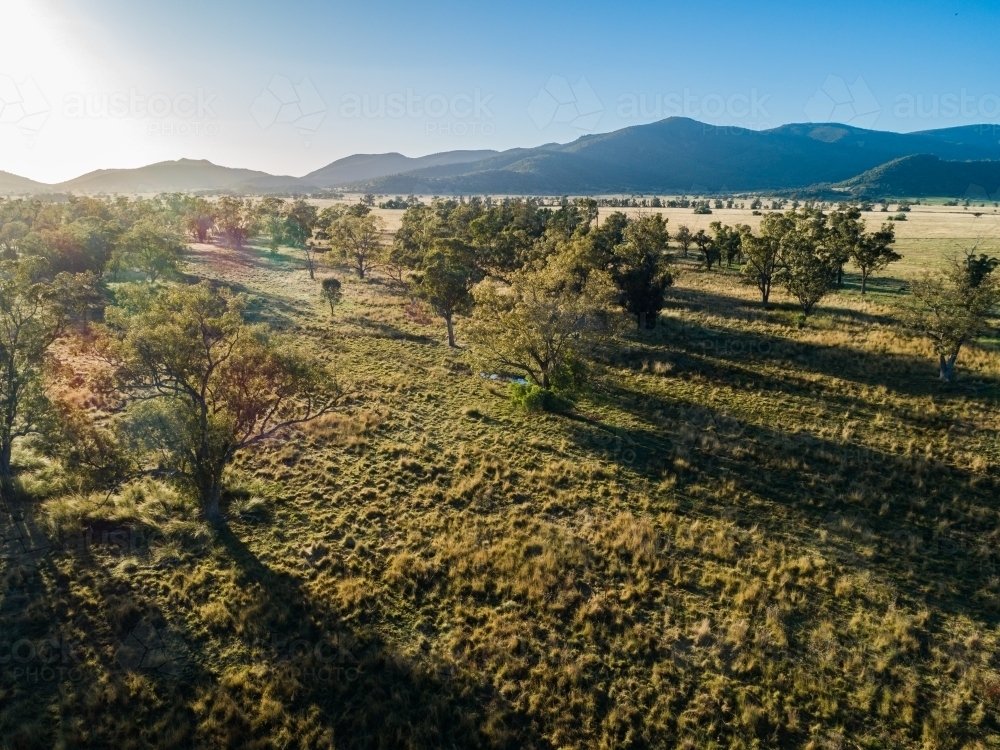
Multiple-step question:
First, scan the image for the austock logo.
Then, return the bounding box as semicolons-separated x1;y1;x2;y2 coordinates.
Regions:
528;75;603;132
251;75;327;144
804;75;881;129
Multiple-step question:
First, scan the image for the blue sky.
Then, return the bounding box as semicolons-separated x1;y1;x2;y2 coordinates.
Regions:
1;0;998;182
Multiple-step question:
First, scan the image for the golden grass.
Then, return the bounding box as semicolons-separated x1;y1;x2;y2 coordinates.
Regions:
0;234;998;748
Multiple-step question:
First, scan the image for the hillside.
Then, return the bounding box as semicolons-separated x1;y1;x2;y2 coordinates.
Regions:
302;149;498;187
346;118;1000;194
0;169;47;194
6;120;1000;197
53;159;300;195
833;154;1000;199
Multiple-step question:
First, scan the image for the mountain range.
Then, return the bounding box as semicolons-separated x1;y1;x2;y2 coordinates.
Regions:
3;118;1000;199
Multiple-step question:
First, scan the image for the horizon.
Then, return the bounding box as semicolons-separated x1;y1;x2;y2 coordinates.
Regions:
3;0;1000;183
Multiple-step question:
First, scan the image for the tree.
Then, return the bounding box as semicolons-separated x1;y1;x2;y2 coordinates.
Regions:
778;218;838;317
610;214;673;329
183;197;216;243
115;219;184;282
321;277;342;314
674;225;694;257
467;251;615;389
739;216;788;306
256;197;287;254
284;199;318;248
0;221;29;258
574;197;599;227
828;206;865;287
692;229;720;270
849;223;899;294
215;197;257;250
0;257;68;483
906;253;999;381
413;240;479;347
101;282;339;520
710;221;745;266
330;214;386;279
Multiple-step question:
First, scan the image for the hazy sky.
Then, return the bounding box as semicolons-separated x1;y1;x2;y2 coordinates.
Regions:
2;0;998;183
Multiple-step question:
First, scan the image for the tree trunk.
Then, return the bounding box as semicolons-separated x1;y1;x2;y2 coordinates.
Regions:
860;271;868;295
541;372;550;389
0;438;11;480
837;263;844;287
446;315;455;347
644;311;656;329
200;469;225;522
195;452;226;522
939;354;957;382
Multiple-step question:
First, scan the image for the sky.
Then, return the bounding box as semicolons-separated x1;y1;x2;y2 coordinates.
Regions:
1;0;999;183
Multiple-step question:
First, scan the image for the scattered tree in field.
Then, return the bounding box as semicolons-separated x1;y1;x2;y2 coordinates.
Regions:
905;252;999;381
740;215;789;305
304;241;320;280
102;282;339;520
692;229;720;270
849;223;899;294
256;197;287;254
610;214;672;329
710;221;745;266
0;257;69;483
413;240;479;346
321;277;342;313
778;216;838;317
215;197;257;250
330;214;386;279
674;225;693;257
467;251;615;389
828;206;864;287
284;199;318;248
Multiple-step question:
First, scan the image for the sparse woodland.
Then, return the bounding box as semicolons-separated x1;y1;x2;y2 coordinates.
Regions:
1;191;999;749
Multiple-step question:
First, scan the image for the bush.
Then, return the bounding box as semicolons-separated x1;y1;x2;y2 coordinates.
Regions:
508;383;570;413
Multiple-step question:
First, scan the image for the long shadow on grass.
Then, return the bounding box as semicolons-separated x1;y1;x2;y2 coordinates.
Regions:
567;381;1000;625
665;285;903;327
617;316;1000;407
213;525;547;749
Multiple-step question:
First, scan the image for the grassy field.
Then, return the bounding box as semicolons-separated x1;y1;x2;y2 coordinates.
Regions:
2;216;1000;748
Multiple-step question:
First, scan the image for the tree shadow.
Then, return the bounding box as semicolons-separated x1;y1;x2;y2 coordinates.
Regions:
1;502;547;749
562;383;1000;626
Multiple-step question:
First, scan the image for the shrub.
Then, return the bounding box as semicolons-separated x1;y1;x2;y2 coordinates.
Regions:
508;383;570;413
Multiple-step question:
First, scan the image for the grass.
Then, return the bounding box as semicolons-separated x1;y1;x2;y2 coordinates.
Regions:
1;226;999;749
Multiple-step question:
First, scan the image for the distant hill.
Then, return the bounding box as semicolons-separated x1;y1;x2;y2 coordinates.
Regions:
344;119;1000;194
52;159;299;195
831;154;1000;200
5;120;1000;197
0;170;47;194
302;150;498;187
